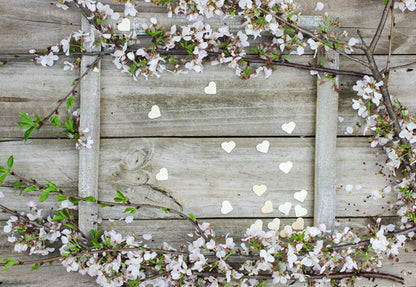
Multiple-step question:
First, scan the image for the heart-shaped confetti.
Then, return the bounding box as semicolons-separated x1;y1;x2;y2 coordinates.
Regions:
292;217;305;230
221;141;236;153
282;122;296;134
261;200;274;213
294;189;308;202
280;225;292;238
117;18;131;31
204;81;216;94
267;218;281;231
221;200;233;214
278;202;292;215
252;185;267;197
294;205;308;217
279;161;293;174
156;168;168;181
250;219;263;231
148;105;161;119
256;140;270;153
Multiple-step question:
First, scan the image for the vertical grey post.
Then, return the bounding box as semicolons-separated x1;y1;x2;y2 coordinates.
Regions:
314;49;339;230
78;17;101;236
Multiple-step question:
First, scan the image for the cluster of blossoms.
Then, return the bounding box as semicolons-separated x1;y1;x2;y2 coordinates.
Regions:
1;194;413;287
352;75;416;229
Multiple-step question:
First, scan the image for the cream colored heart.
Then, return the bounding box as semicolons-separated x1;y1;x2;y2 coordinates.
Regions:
252;184;267;197
250;219;263;231
280;225;292;238
261;200;274;214
148;105;161;119
204;81;217;94
279;161;293;174
221;141;236;153
292;217;305;230
117;18;131;32
267;218;281;231
256;140;270;153
282;121;296;134
294;189;308;202
278;202;292;215
221;200;233;214
295;205;308;217
156;168;168;181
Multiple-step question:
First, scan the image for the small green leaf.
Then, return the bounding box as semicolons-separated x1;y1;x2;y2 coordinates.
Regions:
24;127;35;142
22;186;38;193
7;155;13;169
66;97;74;110
85;196;97;202
19;112;34;125
2;258;18;270
30;263;39;271
69;198;81;204
189;213;196;221
123;207;136;214
51;214;66;222
382;0;388;4
160;207;168;213
50;116;61;128
13;182;23;189
0;174;8;185
55;195;68;201
0;166;7;173
39;189;50;202
63;223;76;229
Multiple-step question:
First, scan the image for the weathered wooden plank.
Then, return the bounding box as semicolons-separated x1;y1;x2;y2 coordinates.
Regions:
78;17;101;236
0;138;395;219
0;218;415;286
1;56;415;138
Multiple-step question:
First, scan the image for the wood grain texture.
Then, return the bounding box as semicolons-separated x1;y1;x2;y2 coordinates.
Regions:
0;218;414;286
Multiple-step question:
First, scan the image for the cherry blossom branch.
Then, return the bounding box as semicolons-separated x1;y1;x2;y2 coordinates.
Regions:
36;55;102;130
384;2;396;84
370;0;394;52
257;7;371;69
8;171;208;240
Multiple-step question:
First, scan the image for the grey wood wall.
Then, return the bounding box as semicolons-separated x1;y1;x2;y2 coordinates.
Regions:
0;0;416;286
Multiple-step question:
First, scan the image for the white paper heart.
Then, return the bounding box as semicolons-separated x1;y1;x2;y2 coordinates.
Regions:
117;18;131;31
295;205;308;217
280;225;292;238
221;200;233;214
204;81;216;94
267;218;281;231
279;161;293;174
250;219;263;231
292;217;305;230
294;189;308;202
148;105;161;119
282;121;296;134
221;141;236;153
261;200;274;214
156;168;168;181
256;140;270;153
252;185;267;197
278;202;292;215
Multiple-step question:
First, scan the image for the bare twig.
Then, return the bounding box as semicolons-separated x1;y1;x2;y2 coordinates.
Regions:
384;2;395;84
370;0;394;52
385;60;416;72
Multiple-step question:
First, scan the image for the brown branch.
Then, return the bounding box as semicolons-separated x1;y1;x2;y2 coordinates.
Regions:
0;203;51;232
385;60;416;72
370;0;394;52
384;2;395;85
257;7;371;69
36;55;102;130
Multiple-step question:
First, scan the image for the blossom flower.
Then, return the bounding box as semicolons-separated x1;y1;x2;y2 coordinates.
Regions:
77;0;96;11
124;1;137;16
36;52;59;67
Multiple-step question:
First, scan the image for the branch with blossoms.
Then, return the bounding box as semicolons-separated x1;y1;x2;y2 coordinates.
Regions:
0;158;412;286
1;0;416;286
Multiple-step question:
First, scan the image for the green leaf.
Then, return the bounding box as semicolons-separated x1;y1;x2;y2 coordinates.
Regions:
114;189;127;203
85;196;97;202
66;97;74;110
51;214;66;222
2;257;18;270
0;166;7;173
30;263;40;271
55;195;68;201
123;207;136;214
63;223;76;229
24;127;35;142
19;112;34;125
39;189;51;202
50;116;61;128
69;198;81;204
64;117;74;132
0;174;8;185
22;186;38;193
13;182;23;189
98;203;110;208
7;155;13;169
382;0;388;4
189;213;196;221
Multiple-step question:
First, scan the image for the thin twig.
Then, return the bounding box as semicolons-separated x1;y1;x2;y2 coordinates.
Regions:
370;0;394;52
385;60;416;72
384;1;395;85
